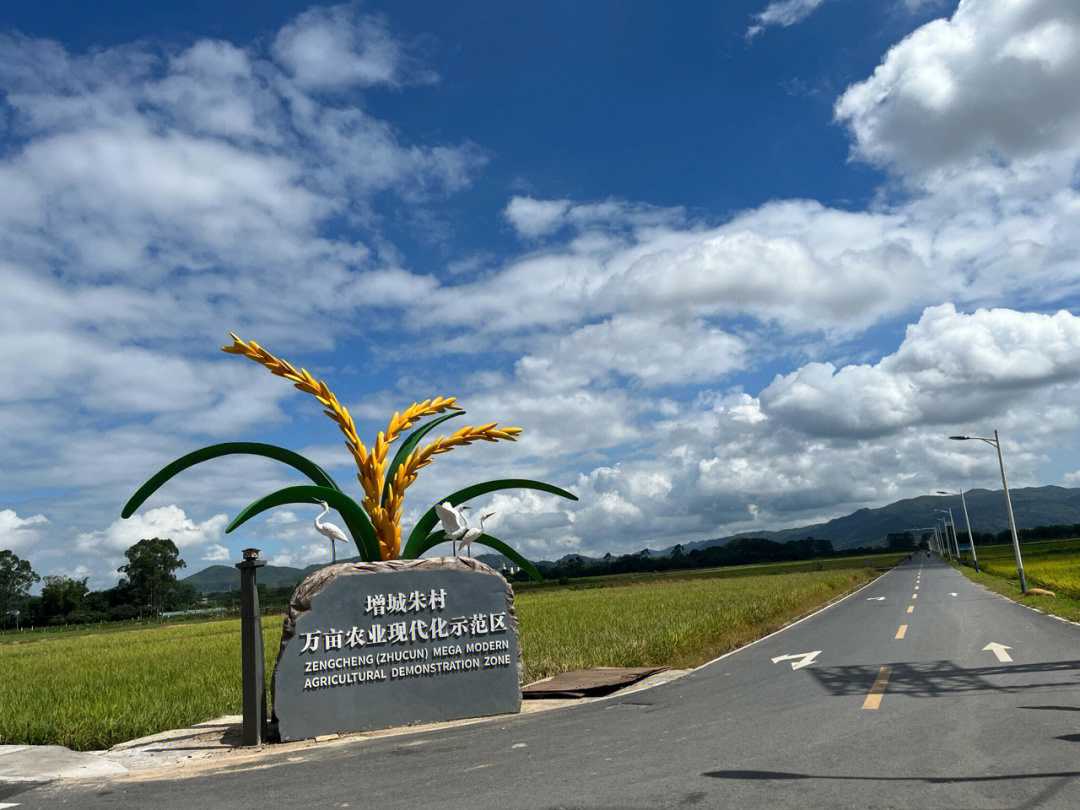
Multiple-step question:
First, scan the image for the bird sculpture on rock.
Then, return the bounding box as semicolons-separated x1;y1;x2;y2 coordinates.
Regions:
458;511;495;558
314;500;349;563
435;501;470;556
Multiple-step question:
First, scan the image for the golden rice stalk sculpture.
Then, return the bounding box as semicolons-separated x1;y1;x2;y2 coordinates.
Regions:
122;335;576;577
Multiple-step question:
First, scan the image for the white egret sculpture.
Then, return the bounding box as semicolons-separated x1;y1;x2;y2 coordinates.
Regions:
435;502;470;555
458;512;494;558
314;500;349;563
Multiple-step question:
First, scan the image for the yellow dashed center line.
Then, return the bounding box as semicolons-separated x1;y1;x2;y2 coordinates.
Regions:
912;593;917;599
907;606;914;613
915;585;919;590
862;666;893;710
895;624;907;639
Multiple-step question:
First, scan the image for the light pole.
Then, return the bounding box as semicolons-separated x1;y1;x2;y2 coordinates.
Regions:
949;431;1026;593
935;509;960;560
910;527;940;555
933;523;947;558
935;517;952;559
938;489;979;572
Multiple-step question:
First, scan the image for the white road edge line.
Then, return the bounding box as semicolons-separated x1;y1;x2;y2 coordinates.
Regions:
693;562;902;671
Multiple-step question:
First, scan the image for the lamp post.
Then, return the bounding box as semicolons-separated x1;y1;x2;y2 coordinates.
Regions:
934;509;960;560
938;489;978;572
935;517;952;559
910;527;940;555
236;547;267;746
949;431;1026;593
933;523;947;558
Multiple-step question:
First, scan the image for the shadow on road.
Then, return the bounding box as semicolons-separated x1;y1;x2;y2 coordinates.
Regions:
703;768;1080;810
703;768;1080;783
807;660;1080;697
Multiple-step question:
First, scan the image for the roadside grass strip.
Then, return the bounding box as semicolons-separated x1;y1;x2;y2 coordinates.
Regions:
1;567;876;750
961;538;1080;597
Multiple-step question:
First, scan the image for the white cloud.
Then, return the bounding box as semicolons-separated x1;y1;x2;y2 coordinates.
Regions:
75;505;228;553
760;304;1080;438
0;510;49;552
266;510;301;526
201;544;231;562
504;197;571;238
836;0;1080;177
269;542;331;569
272;4;431;91
747;0;828;39
515;315;747;389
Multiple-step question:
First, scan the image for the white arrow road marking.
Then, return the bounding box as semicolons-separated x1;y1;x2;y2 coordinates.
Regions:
949;592;958;597
866;597;886;601
984;642;1013;663
771;650;821;670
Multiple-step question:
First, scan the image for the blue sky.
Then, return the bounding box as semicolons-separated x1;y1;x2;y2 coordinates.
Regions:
4;0;1080;586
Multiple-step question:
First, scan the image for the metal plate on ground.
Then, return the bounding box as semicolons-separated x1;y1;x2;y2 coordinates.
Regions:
522;666;669;699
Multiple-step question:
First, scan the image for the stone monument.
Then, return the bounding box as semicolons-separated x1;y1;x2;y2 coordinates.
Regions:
272;557;521;741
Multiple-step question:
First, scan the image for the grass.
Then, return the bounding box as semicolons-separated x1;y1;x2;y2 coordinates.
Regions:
954;537;1080;623
961;537;1080;598
0;558;887;750
517;567;873;681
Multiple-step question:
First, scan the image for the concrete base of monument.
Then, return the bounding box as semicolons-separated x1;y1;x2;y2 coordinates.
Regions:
0;669;687;784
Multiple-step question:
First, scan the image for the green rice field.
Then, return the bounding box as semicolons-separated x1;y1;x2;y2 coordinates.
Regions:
0;558;891;751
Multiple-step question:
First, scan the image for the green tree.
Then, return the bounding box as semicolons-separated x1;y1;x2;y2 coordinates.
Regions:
118;538;186;616
886;531;916;551
0;550;39;624
40;575;89;619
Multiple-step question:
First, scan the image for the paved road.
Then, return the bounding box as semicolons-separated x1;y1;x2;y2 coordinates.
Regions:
13;556;1080;808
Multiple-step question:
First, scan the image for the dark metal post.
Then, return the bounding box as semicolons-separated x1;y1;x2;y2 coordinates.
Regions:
237;548;267;746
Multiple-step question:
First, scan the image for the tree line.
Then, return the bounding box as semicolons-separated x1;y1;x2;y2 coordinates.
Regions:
527;535;899;582
0;538;197;628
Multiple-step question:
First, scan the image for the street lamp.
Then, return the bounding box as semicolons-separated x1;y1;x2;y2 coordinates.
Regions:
934;509;960;560
910;527;941;556
949;431;1026;592
938;489;979;572
934;516;952;559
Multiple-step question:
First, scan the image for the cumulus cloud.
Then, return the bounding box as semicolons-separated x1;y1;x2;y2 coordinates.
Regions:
760;304;1080;438
504;196;572;238
270;542;331;569
201;543;231;562
266;510;302;526
515;315;747;389
836;0;1080;177
272;4;432;91
0;509;49;552
75;505;228;553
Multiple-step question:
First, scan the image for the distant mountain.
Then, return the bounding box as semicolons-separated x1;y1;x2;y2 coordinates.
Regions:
668;485;1080;554
182;486;1080;591
182;555;366;594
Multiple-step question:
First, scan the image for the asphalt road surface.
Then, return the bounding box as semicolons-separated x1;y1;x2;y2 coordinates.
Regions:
13;556;1080;809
